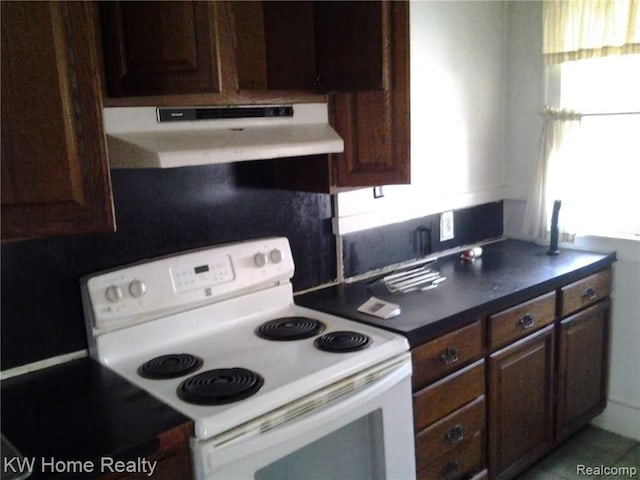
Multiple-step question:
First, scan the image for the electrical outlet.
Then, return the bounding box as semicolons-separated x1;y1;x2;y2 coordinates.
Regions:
440;211;454;241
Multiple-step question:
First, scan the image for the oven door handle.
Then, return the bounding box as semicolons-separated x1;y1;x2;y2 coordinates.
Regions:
194;353;414;479
206;353;412;449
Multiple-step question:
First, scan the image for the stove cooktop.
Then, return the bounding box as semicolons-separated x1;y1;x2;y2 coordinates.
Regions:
82;238;409;440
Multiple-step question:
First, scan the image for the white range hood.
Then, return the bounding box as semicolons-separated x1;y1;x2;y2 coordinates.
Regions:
103;103;344;168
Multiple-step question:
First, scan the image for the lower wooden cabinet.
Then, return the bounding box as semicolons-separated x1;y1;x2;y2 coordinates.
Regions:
410;267;612;480
557;300;610;441
488;325;555;479
412;353;486;479
418;432;484;480
100;423;193;480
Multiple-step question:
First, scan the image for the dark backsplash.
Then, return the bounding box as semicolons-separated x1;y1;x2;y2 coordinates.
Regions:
342;201;504;277
1;163;336;370
1;163;503;370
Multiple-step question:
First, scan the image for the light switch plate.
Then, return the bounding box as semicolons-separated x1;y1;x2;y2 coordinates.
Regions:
440;211;454;241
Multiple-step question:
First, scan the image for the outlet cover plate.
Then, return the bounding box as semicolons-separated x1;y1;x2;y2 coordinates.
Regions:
440;211;454;241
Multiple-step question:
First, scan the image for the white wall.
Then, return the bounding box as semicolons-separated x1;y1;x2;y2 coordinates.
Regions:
502;2;640;441
335;1;508;235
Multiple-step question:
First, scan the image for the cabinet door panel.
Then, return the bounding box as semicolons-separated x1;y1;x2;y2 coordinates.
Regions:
100;1;226;96
489;325;554;479
557;300;610;441
328;0;409;189
314;1;384;91
413;360;485;431
412;320;483;389
1;1;114;240
560;269;612;317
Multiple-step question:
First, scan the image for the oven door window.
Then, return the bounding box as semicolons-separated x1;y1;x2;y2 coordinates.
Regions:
255;409;386;480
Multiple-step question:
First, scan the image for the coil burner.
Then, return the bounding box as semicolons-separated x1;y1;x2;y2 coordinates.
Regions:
314;331;371;353
257;317;326;341
177;368;264;405
137;354;203;379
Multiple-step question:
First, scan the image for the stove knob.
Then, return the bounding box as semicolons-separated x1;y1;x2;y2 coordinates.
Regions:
129;279;147;298
105;285;123;303
254;252;268;268
269;249;283;264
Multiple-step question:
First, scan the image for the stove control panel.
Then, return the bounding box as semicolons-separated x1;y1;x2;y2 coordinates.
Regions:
82;237;294;333
170;255;234;293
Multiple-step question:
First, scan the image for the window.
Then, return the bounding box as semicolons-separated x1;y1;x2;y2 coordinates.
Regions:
554;54;640;236
524;1;639;241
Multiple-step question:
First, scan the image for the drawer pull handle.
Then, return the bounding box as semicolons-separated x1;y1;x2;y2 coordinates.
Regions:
441;460;460;480
582;287;597;300
439;347;459;365
518;313;535;330
444;424;465;445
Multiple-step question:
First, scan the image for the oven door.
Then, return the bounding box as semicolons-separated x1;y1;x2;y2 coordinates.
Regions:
191;353;415;480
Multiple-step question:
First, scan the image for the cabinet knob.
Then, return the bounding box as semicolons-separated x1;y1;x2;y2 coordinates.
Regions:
441;460;460;480
439;346;459;365
518;313;536;330
582;287;597;300
444;424;465;445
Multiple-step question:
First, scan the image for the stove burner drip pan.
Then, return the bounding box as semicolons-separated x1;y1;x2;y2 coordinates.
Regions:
314;331;371;353
177;368;264;405
257;317;326;341
137;353;203;379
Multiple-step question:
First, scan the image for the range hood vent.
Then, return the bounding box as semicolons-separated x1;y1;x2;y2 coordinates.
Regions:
104;103;343;169
158;106;294;122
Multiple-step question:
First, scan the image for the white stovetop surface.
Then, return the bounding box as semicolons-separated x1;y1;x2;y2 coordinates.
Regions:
94;284;409;440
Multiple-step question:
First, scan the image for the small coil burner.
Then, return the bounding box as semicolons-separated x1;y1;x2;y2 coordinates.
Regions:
177;368;264;405
257;317;326;341
137;353;203;379
314;331;371;353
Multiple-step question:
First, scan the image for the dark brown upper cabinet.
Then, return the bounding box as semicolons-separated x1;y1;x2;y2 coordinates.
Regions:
1;2;115;242
267;1;410;192
98;1;410;192
100;1;393;97
99;2;237;97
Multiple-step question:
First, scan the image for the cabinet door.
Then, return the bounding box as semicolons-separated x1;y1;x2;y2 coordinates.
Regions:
328;1;410;189
488;325;554;480
314;1;385;91
100;1;236;97
557;300;610;441
1;2;115;241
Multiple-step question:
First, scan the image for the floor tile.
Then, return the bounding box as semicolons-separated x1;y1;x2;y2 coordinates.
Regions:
538;439;618;477
573;426;638;458
595;444;640;480
518;466;567;479
522;427;638;480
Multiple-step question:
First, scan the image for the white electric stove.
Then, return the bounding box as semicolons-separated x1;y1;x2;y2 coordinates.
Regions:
82;237;416;479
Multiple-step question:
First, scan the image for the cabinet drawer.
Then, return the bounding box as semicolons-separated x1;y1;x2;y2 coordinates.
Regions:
489;291;555;351
417;432;483;480
415;395;485;469
560;269;612;317
412;320;483;389
414;359;485;431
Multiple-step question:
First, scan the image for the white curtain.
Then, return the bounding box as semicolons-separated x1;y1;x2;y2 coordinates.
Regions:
524;1;640;242
543;0;640;64
522;108;582;242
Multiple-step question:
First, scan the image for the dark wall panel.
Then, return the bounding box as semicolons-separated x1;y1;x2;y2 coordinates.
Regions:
342;201;504;277
1;164;335;370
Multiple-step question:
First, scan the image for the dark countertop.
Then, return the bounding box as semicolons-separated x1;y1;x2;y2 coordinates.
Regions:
295;239;616;347
1;357;191;479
